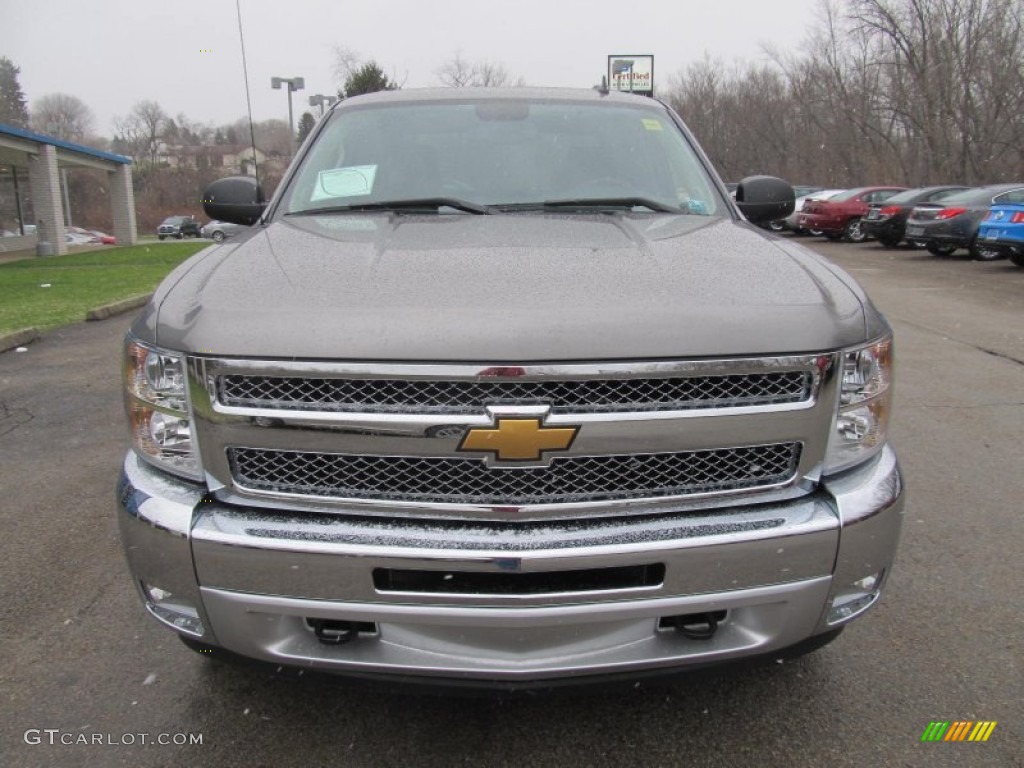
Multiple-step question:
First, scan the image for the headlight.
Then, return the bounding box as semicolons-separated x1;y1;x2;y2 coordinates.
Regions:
825;336;893;473
124;338;201;480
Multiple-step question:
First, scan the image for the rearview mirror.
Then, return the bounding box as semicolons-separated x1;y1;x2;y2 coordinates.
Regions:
735;176;795;224
202;176;267;226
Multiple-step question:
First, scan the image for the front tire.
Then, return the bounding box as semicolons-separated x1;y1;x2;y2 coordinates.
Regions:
212;230;226;243
843;218;868;243
1010;251;1024;268
158;235;165;241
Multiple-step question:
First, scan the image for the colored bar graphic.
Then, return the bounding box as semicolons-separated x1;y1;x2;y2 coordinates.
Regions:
921;721;996;742
969;722;997;742
945;721;971;741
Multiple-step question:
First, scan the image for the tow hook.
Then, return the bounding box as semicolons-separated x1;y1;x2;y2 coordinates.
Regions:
309;619;359;645
667;611;726;640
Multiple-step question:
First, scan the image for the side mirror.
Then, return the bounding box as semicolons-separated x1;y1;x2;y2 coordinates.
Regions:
202;176;267;226
735;176;795;224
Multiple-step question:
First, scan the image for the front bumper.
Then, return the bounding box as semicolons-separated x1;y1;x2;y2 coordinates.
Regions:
117;447;904;682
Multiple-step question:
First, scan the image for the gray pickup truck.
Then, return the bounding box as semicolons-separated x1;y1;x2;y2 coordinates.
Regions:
117;88;902;686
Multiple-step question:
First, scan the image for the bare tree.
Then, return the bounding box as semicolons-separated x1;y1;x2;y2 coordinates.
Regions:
848;0;1024;183
665;0;1024;187
332;46;362;90
114;100;168;168
436;52;477;87
30;93;94;142
232;117;292;156
436;52;526;87
171;112;213;145
475;61;525;87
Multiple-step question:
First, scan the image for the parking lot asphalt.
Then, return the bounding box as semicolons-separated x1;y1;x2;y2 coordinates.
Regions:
0;238;1021;768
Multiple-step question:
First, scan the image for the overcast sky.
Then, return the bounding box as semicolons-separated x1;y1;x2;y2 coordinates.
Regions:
2;0;821;138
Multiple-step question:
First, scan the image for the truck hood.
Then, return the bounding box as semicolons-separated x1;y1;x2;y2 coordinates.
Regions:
142;213;872;360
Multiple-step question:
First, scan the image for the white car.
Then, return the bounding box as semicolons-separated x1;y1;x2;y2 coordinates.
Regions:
65;231;94;245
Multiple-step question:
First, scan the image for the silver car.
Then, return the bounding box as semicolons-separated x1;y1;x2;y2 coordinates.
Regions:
200;219;246;243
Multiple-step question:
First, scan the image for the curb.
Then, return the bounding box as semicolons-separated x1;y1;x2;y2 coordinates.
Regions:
0;327;41;353
86;293;153;322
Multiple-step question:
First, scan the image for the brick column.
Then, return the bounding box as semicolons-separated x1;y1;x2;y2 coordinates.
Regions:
27;144;66;255
109;163;137;245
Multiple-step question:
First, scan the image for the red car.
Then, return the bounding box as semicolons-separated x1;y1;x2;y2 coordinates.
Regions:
798;186;907;242
88;230;117;245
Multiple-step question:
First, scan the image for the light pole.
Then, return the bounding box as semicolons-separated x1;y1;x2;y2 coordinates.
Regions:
271;76;305;153
308;93;336;118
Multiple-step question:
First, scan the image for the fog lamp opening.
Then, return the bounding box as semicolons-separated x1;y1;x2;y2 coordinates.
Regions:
827;570;885;625
142;582;204;636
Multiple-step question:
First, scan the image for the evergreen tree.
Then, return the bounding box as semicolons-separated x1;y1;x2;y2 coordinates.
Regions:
0;57;29;127
342;62;398;98
296;112;316;144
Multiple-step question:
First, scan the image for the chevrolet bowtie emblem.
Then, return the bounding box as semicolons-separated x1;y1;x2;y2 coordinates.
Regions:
459;418;579;462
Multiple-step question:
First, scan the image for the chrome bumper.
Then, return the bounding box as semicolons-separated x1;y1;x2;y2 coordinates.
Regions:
117;446;903;681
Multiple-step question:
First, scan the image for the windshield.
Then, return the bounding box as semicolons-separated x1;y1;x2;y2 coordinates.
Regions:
281;99;722;216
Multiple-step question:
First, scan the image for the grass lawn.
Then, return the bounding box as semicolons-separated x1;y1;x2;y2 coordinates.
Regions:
0;242;209;335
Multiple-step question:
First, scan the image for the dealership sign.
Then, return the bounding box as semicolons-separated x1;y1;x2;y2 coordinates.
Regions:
607;55;654;96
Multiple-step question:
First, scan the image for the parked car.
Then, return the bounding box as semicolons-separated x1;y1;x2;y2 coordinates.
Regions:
782;189;846;234
89;230;117;245
798;186;907;242
64;231;94;246
157;215;201;240
861;186;969;247
976;188;1024;267
905;184;1024;260
766;186;823;231
201;220;246;243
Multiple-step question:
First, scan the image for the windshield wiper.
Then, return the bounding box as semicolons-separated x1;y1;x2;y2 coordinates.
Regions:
496;197;681;213
286;198;493;216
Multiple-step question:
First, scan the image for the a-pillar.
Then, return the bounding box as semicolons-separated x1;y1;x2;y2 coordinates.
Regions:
109;163;137;245
27;144;66;255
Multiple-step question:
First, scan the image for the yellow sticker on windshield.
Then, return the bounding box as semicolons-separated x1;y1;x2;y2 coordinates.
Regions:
642;119;663;131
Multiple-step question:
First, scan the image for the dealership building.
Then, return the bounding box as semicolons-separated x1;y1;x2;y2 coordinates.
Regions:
0;122;136;255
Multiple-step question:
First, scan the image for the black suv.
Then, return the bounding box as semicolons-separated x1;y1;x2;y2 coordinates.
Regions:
157;215;201;240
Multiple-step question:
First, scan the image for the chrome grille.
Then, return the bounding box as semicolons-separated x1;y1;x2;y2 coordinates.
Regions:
227;443;802;505
218;371;812;414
